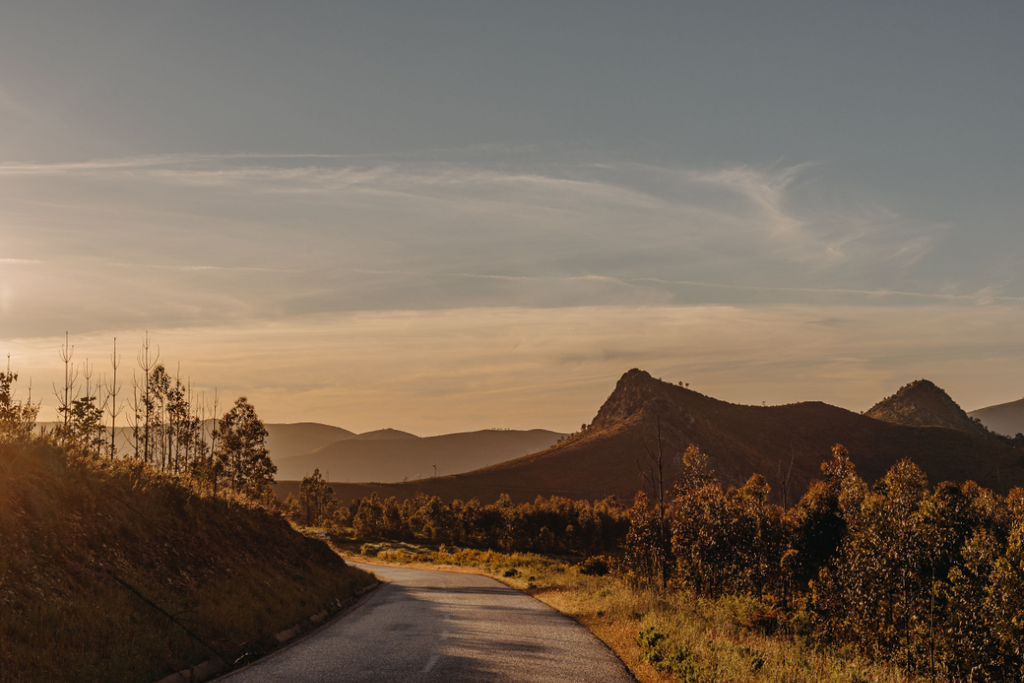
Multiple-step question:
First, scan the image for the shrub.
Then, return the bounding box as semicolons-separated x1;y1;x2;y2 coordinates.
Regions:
577;555;610;576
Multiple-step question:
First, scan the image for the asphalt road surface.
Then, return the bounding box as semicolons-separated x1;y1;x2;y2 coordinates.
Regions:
217;562;636;683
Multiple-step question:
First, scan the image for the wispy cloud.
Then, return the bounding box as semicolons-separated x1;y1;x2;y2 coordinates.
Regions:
103;262;298;273
0;152;966;339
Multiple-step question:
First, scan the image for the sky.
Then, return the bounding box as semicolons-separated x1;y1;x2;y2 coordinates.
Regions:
2;1;1023;434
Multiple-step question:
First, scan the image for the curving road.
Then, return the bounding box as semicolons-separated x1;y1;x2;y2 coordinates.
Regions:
217;562;636;683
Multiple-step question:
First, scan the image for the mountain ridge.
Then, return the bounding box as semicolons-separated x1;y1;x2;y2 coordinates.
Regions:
277;369;1024;506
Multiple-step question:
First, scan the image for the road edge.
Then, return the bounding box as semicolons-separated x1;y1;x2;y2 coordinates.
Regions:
155;579;382;683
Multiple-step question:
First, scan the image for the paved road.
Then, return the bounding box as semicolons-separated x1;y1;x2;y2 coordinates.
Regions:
218;562;636;683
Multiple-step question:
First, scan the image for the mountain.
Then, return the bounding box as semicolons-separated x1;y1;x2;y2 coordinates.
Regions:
969;398;1024;438
274;429;565;482
276;369;1024;506
865;380;994;439
350;428;419;441
264;422;356;459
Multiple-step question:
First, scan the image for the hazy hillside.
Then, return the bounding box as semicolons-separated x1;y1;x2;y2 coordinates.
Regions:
36;420;356;462
0;438;373;683
970;397;1024;437
350;428;418;440
281;369;1024;506
263;422;356;459
276;429;564;482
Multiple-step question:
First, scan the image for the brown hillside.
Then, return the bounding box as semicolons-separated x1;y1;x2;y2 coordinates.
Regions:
1;439;373;683
865;379;994;439
276;369;1024;507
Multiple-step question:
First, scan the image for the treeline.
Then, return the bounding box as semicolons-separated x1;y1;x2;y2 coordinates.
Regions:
626;444;1024;681
2;338;276;500
289;437;1024;680
287;471;629;556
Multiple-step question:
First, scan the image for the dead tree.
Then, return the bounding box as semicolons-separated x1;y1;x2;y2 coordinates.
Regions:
52;332;78;446
136;333;160;464
106;338;123;460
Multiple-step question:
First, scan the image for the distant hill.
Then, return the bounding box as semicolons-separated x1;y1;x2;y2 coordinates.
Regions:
970;397;1024;438
275;429;565;482
264;422;356;459
865;379;994;439
38;421;357;462
351;428;419;441
277;369;1024;506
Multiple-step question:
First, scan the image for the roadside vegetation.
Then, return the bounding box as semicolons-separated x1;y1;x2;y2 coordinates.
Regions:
298;439;1024;682
343;544;906;683
0;354;374;683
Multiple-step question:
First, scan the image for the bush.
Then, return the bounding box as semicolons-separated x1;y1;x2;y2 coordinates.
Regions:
577;555;610;576
636;626;703;682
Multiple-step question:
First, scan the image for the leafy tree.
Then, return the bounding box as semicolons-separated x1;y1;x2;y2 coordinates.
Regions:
215;396;276;497
0;359;39;444
626;491;669;584
299;468;336;526
353;492;385;538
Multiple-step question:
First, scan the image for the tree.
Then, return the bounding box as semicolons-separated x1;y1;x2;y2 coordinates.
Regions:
300;468;336;526
0;357;39;444
625;491;668;584
214;396;276;497
106;338;123;460
635;416;673;586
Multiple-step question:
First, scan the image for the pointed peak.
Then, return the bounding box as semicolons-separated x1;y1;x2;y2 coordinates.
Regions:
590;368;707;429
866;379;986;436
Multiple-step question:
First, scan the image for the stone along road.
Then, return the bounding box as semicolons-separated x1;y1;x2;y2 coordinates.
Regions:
217;562;636;683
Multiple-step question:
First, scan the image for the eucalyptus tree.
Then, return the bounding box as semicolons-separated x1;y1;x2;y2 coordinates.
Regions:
214;396;276;497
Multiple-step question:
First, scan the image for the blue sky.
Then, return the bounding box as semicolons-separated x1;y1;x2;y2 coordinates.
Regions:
2;2;1023;432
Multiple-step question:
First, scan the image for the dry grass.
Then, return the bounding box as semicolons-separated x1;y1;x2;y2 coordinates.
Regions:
349;542;917;683
0;440;375;683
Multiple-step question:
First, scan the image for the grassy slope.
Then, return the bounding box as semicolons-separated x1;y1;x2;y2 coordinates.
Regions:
347;544;914;683
0;440;375;683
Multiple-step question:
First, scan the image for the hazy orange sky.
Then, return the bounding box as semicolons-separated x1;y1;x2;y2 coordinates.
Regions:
3;3;1023;434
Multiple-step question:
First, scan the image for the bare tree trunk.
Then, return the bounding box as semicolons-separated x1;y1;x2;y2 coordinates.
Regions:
53;331;77;446
107;338;122;460
136;333;159;464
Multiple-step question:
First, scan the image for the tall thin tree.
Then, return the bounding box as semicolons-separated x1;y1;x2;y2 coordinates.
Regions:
106;338;123;459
